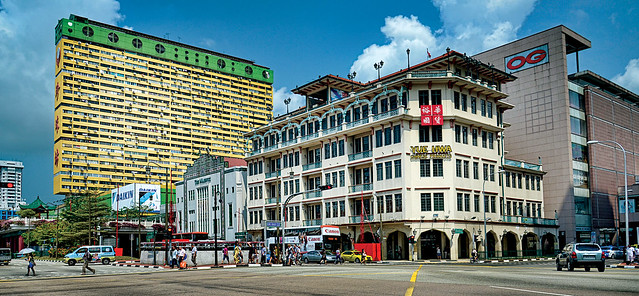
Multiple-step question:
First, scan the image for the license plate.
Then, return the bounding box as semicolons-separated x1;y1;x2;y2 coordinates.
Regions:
583;255;595;259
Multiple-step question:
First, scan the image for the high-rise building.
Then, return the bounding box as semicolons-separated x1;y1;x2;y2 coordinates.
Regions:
0;160;24;215
245;52;557;260
53;15;273;196
475;25;639;246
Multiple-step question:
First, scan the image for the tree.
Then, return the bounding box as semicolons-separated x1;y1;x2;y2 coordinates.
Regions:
17;209;37;247
59;190;110;246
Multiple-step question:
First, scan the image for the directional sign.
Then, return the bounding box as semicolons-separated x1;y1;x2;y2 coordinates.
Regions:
265;221;281;228
453;228;464;234
235;232;247;239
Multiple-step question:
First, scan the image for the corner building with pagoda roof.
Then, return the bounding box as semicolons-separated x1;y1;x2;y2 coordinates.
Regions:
245;51;558;260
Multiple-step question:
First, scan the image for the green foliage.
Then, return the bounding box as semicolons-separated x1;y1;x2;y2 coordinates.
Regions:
59;190;111;246
17;209;36;219
22;220;68;246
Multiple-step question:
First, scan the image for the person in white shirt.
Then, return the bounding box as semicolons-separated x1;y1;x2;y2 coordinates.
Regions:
191;244;198;267
178;247;187;269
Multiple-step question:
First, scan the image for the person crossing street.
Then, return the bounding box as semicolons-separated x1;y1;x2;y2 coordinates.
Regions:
82;249;95;275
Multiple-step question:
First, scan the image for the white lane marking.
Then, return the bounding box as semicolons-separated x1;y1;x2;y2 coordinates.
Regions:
491;286;571;296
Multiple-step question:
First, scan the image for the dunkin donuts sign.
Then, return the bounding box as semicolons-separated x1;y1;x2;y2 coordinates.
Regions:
504;44;549;74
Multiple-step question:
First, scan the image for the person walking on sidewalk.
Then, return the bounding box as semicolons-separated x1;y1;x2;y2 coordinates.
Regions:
82;249;95;275
222;245;230;264
25;253;36;276
191;244;198;267
171;246;178;268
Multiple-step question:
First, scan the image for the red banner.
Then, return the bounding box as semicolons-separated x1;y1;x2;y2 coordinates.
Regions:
432;115;443;125
432;104;443;115
421;116;432;126
420;105;432;116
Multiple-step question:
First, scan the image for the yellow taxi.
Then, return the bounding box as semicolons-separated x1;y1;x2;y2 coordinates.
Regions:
340;250;373;263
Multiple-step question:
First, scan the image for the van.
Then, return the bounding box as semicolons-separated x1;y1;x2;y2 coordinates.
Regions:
63;245;115;266
0;248;11;265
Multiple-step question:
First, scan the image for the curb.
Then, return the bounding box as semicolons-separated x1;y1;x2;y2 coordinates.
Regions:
608;265;638;269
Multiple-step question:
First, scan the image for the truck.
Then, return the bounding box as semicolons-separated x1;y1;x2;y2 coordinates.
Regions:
0;248;11;265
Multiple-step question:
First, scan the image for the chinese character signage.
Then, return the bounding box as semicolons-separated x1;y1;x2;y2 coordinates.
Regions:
410;145;453;160
420;104;443;126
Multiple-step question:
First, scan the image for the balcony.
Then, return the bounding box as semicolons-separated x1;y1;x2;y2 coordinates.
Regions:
281;138;298;147
373;109;399;121
345;117;369;129
265;170;281;178
304;191;322;199
303;219;322;226
323;125;343;136
348;150;372;162
503;216;557;226
349;183;373;193
504;159;542;171
264;144;278;152
301;132;319;142
248;149;262;157
266;197;279;204
303;161;322;171
349;215;374;223
410;70;448;78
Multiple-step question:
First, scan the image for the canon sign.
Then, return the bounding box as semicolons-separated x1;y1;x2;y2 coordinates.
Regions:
321;226;341;236
504;44;549;74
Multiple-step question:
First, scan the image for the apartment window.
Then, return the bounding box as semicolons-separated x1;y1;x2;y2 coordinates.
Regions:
339;200;345;216
419;126;430;142
339;171;345;187
490;165;495;181
432;126;442;142
376;163;383;181
505;172;511;187
569;90;585;111
456;160;462;177
507;201;512;216
375;130;383;148
394;159;402;178
420;159;431;177
332;172;337;188
472;129;478;146
377;195;384;214
325;203;331;218
462;126;468;144
488;132;494;149
385;161;392;179
421;193;431;211
454;92;460;109
295;180;300;193
433;193;444;211
433;159;443;177
394;194;402;212
457;193;463;211
455;125;461;143
464;194;470;212
419;90;429;105
284;181;289;195
526;175;530;190
473;162;479;180
385;195;393;213
461;94;467;111
228;204;233;227
471;97;477;114
474;195;480;212
337;140;345;156
331;142;337;158
490;196;496;213
481;131;487;148
295;152;300;166
487;101;493;118
518;173;523;188
384;127;392;145
570;116;587;137
393;125;401;144
431;90;442;105
324;143;330;159
463;160;469;178
483;164;489;181
333;201;338;217
480;99;486;116
511;172;516;188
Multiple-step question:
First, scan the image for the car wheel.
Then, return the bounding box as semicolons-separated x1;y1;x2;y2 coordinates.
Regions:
584;267;590;272
355;258;361;263
68;259;76;266
598;264;605;272
556;261;562;271
304;258;309;264
102;258;110;265
567;260;574;271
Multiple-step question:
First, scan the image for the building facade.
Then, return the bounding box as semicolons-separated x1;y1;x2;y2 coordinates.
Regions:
0;160;24;214
175;155;248;241
475;26;639;246
53;15;273;196
245;52;557;260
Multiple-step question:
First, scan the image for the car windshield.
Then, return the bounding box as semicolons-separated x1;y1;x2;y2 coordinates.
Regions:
0;249;10;256
576;244;600;251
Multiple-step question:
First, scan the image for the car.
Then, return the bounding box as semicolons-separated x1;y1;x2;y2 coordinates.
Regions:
600;246;624;259
63;245;116;266
340;250;373;263
556;243;605;272
0;248;11;265
301;250;336;264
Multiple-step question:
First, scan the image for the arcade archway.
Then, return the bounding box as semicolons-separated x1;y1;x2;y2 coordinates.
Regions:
522;232;539;257
420;230;450;259
541;233;556;256
457;231;470;259
501;231;518;257
486;231;497;258
387;231;408;260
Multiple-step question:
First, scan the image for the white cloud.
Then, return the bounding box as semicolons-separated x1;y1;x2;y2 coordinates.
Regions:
350;0;537;81
0;0;123;154
272;87;305;117
612;58;639;94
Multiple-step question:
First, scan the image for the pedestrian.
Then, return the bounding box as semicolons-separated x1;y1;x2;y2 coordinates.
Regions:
248;243;254;264
178;246;186;269
361;249;367;265
234;242;242;264
634;245;639;264
436;246;442;260
191;244;198;267
222;245;230;264
171;246;178;268
82;249;95;275
261;244;267;264
471;248;478;263
335;248;342;264
274;246;279;264
626;245;635;265
25;253;36;276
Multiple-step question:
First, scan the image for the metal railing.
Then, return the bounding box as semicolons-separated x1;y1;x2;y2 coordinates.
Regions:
373;108;399;121
348;150;372;161
303;219;322;226
304;191;322;199
349;215;374;223
281;138;298;147
266;197;279;204
265;170;281;178
301;133;319;141
303;161;322;171
345;117;369;129
349;183;373;193
323;125;343;135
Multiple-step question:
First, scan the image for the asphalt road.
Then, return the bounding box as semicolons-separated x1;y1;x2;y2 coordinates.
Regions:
1;261;637;296
0;260;163;280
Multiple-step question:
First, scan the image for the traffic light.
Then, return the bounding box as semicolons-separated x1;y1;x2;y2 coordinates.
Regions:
318;184;333;190
0;182;14;188
409;235;415;244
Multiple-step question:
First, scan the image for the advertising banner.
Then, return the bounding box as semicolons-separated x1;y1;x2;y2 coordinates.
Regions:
111;183;161;213
619;199;636;213
504;44;549;74
330;88;349;102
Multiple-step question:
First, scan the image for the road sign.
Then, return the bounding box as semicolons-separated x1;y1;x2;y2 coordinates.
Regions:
453;228;464;234
265;221;281;228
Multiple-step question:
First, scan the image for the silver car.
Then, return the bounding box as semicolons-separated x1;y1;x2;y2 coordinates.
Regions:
556;243;605;272
600;245;623;259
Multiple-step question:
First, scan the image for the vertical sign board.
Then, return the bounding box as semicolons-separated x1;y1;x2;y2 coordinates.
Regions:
504;44;549;74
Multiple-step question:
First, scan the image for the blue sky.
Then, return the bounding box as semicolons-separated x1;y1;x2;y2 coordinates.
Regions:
0;0;638;205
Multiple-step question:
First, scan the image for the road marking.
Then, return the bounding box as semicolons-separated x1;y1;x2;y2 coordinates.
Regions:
404;264;422;296
303;271;409;277
491;286;571;296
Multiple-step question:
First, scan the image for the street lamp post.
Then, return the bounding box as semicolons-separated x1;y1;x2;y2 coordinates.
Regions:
482;169;504;260
284;97;291;114
587;140;629;246
406;48;411;69
214;190;221;266
347;72;357;93
147;161;170;264
446;47;451;71
374;60;384;81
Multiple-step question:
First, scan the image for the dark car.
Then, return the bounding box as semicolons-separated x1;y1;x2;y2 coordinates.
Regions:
301;250;336;264
556;243;605;272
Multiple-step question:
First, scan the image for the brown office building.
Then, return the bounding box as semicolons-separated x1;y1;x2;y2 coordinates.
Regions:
475;26;639;246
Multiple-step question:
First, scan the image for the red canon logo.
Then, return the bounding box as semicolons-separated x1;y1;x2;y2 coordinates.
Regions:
506;49;547;70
